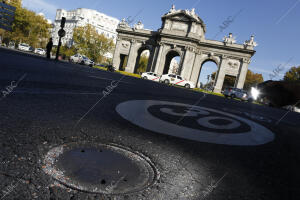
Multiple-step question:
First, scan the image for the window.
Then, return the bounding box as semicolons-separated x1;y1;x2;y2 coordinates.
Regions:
177;76;182;80
169;74;176;78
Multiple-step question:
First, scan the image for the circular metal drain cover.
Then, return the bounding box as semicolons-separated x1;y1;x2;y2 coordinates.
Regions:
43;142;158;195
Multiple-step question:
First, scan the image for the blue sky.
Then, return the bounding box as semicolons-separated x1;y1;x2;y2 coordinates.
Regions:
23;0;300;84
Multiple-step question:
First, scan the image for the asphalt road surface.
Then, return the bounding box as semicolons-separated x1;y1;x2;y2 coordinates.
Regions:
0;47;300;200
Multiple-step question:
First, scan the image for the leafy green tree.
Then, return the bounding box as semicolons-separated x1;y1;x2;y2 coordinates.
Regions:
60;44;76;59
136;55;148;74
1;0;51;48
244;70;264;90
211;69;264;91
284;66;300;81
73;24;114;63
6;0;22;7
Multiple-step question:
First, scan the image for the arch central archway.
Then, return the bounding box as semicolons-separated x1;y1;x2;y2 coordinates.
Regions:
197;60;218;90
163;50;181;75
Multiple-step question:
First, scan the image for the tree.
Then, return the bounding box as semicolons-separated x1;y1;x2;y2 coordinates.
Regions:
6;0;22;7
211;69;264;91
284;66;300;81
60;44;76;59
136;55;148;74
1;0;51;48
73;24;114;64
244;70;264;90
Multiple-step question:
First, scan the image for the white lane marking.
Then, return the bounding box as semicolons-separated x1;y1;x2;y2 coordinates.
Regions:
222;108;273;123
116;100;275;146
88;76;132;84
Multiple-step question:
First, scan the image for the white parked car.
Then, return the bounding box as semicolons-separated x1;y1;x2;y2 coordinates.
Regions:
160;74;195;89
70;54;94;67
141;72;160;82
81;56;94;67
34;48;46;55
18;43;30;51
70;53;83;63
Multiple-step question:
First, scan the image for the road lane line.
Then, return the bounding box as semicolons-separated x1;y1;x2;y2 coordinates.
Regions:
88;75;132;84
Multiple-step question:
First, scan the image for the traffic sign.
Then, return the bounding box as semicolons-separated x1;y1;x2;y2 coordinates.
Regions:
58;29;66;37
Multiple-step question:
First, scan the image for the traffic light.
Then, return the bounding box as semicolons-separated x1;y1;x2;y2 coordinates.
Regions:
60;17;66;28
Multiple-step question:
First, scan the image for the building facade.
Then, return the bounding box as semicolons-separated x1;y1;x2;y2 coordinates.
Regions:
113;5;257;93
51;8;119;50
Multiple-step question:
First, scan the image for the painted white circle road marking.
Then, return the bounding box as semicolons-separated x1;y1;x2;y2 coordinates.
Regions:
222;108;273;123
116;100;275;146
160;107;210;117
197;116;241;130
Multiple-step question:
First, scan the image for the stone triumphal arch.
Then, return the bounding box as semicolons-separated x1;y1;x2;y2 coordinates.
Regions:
112;5;257;93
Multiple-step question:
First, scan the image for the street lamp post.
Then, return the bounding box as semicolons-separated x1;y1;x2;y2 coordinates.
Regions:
55;17;66;60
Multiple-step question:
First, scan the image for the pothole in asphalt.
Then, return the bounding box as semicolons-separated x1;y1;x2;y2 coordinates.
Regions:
42;142;159;195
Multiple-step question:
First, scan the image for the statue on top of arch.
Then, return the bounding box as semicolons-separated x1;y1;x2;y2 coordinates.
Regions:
118;18;130;29
244;35;258;48
134;21;144;30
223;33;236;45
169;4;176;13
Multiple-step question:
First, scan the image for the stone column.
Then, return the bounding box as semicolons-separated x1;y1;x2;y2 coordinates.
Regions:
189;52;203;85
149;45;159;72
126;40;138;73
112;38;122;70
236;58;250;89
154;43;166;75
181;47;196;80
213;55;228;93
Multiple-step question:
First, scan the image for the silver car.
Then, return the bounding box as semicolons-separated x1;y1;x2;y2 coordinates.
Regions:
223;87;253;102
70;54;94;67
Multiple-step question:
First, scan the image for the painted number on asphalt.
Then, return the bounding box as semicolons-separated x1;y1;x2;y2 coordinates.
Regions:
116;100;275;146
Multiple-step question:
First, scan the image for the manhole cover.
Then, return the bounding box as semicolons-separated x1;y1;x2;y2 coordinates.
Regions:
43;142;159;195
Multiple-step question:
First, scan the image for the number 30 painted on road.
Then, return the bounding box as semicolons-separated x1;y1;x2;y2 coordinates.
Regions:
116;100;275;146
